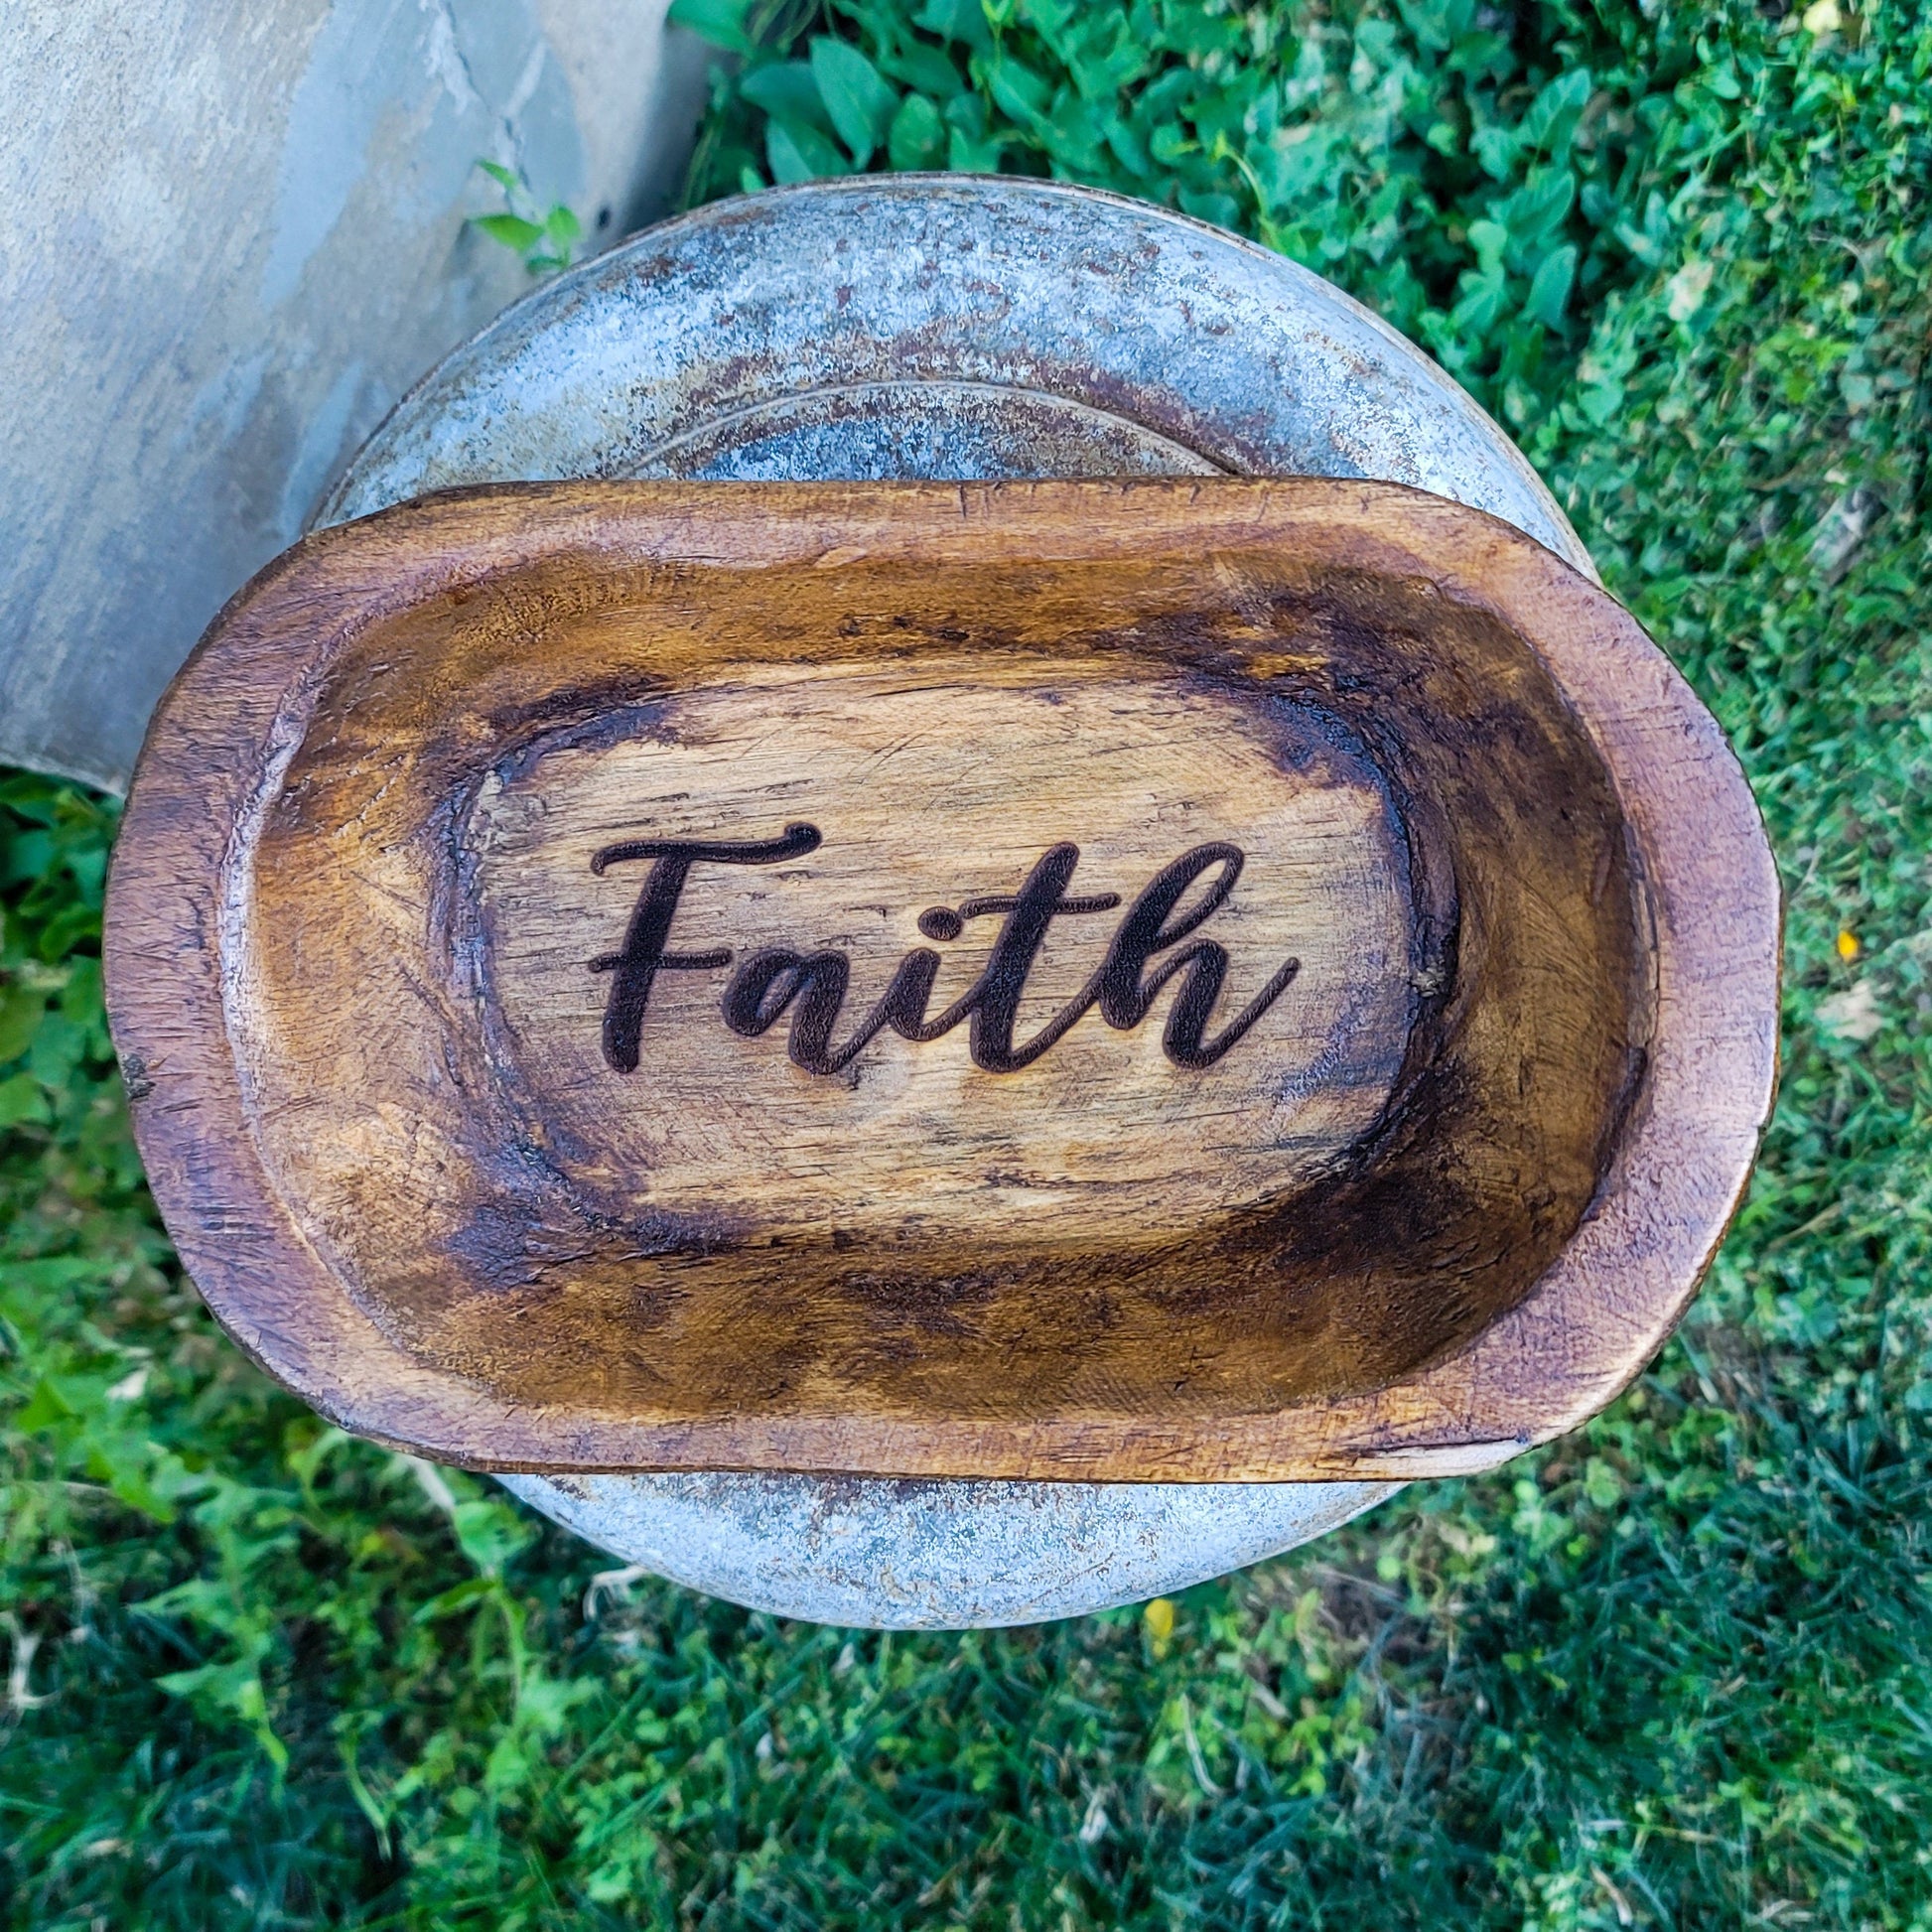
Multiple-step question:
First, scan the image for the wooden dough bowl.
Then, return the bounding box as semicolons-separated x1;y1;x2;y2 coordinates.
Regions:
104;481;1779;1481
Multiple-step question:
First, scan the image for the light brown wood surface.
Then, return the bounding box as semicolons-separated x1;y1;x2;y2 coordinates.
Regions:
103;480;1780;1480
474;665;1414;1240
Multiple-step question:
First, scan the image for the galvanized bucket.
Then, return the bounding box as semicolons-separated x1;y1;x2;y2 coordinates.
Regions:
323;176;1594;1628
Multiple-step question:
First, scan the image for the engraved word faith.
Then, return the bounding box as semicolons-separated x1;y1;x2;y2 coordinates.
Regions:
589;824;1300;1077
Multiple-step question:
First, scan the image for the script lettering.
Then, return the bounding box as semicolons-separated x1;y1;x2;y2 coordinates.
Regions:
591;826;1299;1076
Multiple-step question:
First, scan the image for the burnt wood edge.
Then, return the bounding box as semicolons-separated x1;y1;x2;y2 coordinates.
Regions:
101;478;1781;1481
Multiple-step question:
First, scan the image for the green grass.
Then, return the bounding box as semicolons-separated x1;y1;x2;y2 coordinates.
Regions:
4;1;1930;1924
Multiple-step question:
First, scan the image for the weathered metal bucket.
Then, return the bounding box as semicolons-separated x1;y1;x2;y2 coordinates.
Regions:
291;177;1617;1628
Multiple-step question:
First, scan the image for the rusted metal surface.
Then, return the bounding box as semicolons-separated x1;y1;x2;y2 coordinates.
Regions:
325;175;1592;577
324;176;1594;1629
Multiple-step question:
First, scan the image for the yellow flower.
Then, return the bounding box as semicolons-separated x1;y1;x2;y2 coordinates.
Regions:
1837;928;1861;961
1802;0;1843;34
1144;1597;1175;1641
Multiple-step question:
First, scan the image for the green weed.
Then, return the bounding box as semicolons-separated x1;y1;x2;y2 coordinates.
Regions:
472;161;585;278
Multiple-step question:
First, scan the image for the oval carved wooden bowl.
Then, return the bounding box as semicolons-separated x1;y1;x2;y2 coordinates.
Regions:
104;480;1779;1481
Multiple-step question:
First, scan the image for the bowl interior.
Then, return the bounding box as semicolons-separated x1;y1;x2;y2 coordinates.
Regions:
235;531;1650;1427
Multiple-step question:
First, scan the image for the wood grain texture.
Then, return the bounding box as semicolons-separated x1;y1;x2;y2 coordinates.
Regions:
103;480;1780;1480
